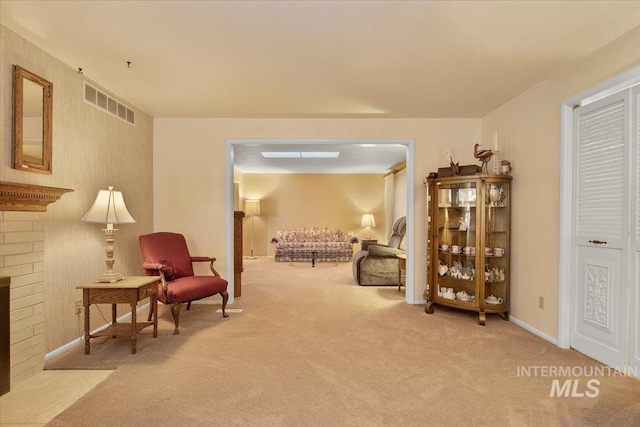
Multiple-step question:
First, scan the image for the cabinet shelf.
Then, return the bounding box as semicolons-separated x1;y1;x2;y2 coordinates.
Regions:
438;204;476;209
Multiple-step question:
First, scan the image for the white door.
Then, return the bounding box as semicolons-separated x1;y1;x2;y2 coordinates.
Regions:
631;85;640;377
571;90;631;370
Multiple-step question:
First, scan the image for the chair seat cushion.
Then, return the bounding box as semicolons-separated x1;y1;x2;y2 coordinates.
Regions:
158;275;228;304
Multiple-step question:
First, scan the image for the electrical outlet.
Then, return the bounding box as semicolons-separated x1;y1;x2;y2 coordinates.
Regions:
75;299;83;315
539;296;544;309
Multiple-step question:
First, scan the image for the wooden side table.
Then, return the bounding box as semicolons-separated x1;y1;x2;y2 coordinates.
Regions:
361;239;378;250
397;253;406;292
76;276;160;354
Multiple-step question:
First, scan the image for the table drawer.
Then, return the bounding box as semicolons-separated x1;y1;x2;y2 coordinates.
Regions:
139;282;157;300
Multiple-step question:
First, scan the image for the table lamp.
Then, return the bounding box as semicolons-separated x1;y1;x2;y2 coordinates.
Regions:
361;213;376;239
82;186;135;282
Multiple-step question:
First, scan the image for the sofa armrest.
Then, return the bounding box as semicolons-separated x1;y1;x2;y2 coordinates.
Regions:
367;245;405;258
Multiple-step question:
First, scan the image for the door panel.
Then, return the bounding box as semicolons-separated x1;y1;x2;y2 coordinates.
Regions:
631;86;640;377
572;90;630;370
573;246;626;367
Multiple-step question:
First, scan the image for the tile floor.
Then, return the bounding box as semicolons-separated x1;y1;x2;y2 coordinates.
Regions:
0;370;112;426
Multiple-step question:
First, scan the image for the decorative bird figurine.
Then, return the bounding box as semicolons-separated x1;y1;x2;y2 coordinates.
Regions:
449;156;460;175
474;144;493;173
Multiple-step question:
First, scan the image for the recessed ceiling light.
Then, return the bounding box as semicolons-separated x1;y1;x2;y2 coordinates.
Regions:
261;152;301;158
261;151;340;158
300;152;340;158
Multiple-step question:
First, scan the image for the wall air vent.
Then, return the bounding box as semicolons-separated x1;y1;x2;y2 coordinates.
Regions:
84;82;135;125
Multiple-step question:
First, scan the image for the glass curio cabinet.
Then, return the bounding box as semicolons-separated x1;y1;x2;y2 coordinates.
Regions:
424;173;511;325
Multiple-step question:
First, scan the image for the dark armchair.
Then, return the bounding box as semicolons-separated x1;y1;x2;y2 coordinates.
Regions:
352;216;406;286
139;232;229;335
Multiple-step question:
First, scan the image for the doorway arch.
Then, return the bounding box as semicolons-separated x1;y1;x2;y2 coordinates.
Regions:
224;139;416;304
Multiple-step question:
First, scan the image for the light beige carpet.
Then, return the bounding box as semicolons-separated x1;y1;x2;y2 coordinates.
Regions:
45;258;640;426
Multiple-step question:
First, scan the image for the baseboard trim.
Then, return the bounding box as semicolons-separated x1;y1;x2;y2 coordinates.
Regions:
510;316;558;346
45;303;151;361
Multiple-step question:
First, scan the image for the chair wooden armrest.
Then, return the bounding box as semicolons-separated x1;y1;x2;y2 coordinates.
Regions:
190;256;220;277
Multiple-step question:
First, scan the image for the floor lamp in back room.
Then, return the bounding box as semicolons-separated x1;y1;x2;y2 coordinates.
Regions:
245;199;261;259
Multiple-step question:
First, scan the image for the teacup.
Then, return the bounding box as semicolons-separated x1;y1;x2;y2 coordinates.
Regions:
443;292;455;300
451;245;460;253
485;247;493;254
440;286;448;293
447;288;454;293
438;265;448;276
463;246;472;254
494;248;505;257
441;244;449;251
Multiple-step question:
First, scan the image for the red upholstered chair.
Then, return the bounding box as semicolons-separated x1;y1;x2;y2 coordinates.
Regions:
139;232;228;335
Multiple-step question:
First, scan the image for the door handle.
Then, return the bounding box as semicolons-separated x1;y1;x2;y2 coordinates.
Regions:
588;240;607;245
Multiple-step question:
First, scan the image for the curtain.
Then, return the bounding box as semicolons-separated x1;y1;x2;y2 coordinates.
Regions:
393;168;407;220
384;173;395;239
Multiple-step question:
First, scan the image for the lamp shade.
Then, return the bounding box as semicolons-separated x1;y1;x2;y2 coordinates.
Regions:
245;199;261;216
361;213;376;228
82;186;136;224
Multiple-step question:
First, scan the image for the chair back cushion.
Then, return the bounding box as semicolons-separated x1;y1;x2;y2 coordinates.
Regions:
139;232;195;278
387;216;407;249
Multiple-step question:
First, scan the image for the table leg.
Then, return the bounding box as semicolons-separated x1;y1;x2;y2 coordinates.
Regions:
131;303;137;354
152;293;158;338
83;297;90;354
112;304;117;338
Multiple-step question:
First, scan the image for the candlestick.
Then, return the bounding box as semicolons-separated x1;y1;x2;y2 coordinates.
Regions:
492;150;500;175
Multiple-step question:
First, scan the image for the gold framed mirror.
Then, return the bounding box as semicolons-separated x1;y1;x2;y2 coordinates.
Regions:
13;65;53;174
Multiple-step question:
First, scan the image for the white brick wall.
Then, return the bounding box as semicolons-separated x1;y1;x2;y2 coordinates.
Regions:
0;211;46;385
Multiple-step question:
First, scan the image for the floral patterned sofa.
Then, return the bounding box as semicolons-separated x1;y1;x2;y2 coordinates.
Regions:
270;227;359;262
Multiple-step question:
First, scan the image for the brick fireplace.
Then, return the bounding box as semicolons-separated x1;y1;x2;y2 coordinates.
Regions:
0;182;72;390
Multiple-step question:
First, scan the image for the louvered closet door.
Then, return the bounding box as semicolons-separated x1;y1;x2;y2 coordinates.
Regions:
571;90;631;369
632;85;640;377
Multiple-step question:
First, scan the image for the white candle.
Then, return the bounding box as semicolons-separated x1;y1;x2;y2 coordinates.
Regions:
492;131;498;152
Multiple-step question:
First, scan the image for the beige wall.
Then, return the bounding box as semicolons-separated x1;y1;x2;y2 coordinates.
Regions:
240;173;386;257
4;20;636;365
0;26;154;384
153;118;481;303
481;25;640;338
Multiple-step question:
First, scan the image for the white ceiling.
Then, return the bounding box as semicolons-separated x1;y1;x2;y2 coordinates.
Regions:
233;142;407;174
2;1;640;173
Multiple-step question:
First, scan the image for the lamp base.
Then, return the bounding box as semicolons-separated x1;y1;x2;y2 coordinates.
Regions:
94;272;123;283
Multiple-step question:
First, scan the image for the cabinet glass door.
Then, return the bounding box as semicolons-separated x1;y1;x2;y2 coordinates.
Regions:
425;184;431;300
482;180;510;312
435;181;478;305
